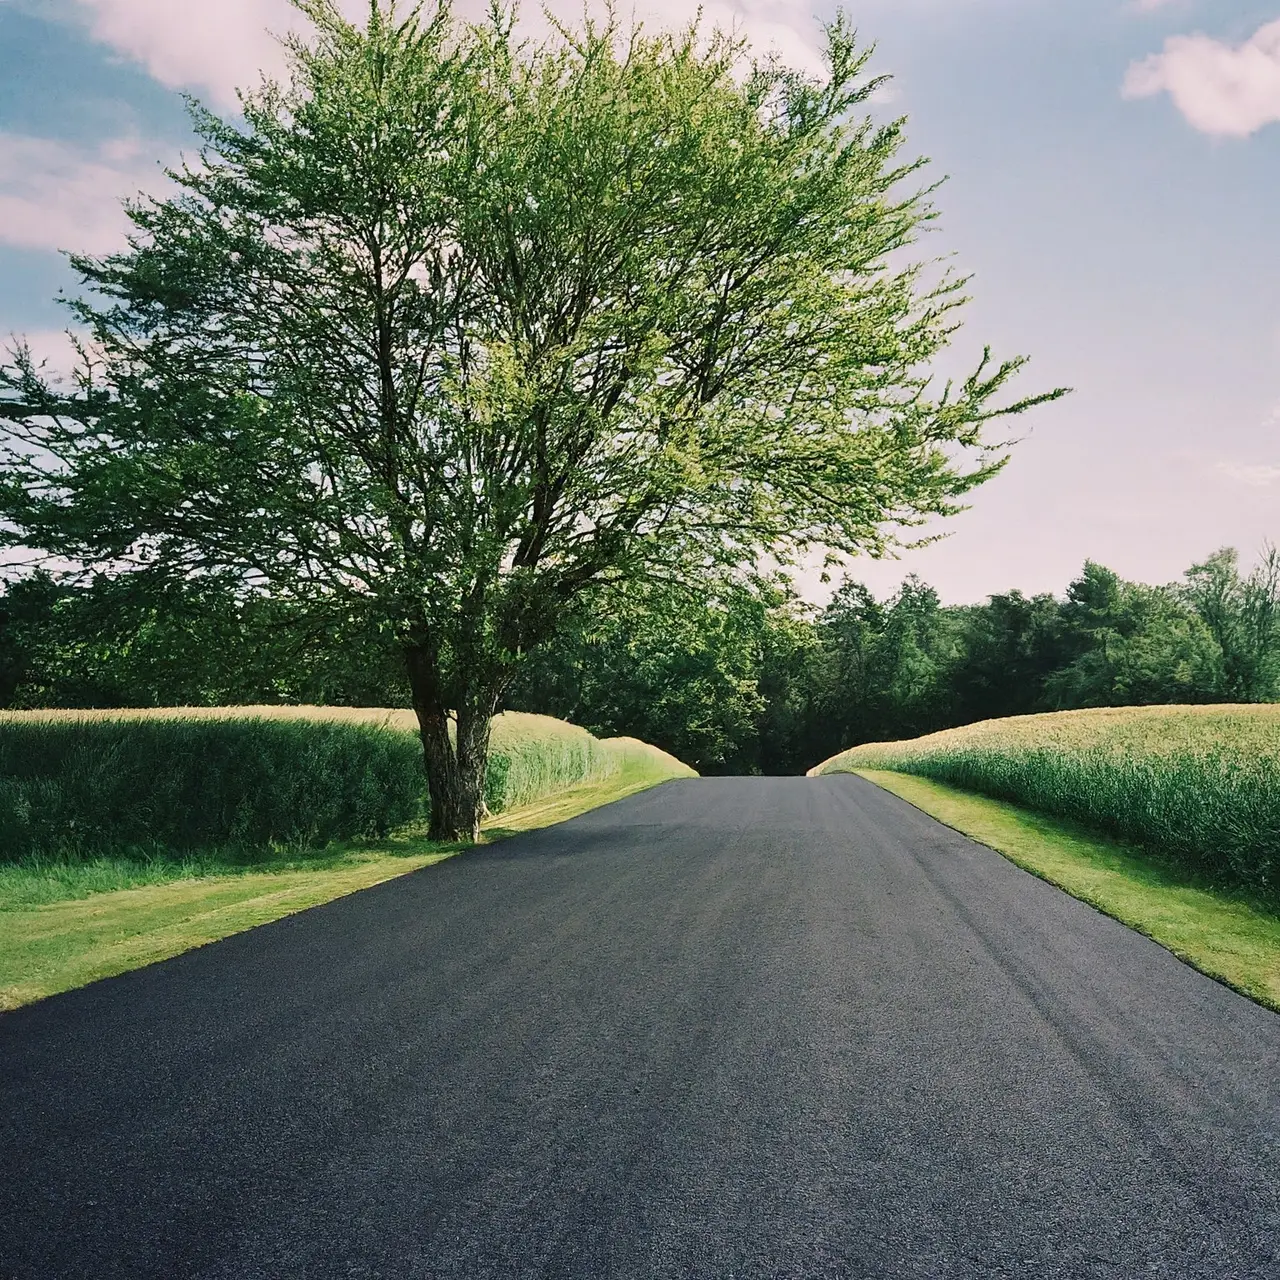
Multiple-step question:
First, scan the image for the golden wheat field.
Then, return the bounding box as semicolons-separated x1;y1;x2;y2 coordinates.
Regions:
0;704;585;738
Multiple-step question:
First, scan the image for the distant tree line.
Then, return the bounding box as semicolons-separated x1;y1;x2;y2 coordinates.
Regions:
509;545;1280;773
2;545;1277;776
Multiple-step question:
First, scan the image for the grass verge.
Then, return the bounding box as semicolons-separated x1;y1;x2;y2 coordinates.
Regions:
855;768;1280;1013
1;738;691;1013
811;705;1280;896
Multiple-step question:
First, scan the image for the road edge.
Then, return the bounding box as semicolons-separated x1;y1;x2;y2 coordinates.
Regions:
848;768;1280;1015
1;766;687;1014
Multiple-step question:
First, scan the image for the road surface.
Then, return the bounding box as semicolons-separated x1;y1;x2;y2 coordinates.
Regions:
2;776;1278;1278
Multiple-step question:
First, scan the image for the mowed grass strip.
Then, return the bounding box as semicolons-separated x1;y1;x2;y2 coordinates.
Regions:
1;853;459;1014
812;705;1280;897
854;769;1280;1013
1;735;694;1013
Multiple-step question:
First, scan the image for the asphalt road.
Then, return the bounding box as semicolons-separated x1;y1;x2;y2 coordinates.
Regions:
2;776;1279;1279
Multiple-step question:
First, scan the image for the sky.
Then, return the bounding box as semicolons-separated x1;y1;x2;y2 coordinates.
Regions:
0;0;1277;605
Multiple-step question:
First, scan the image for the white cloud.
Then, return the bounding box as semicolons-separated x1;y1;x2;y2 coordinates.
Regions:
71;0;296;109
1217;461;1280;487
639;0;824;75
0;132;172;255
64;0;824;109
1122;19;1280;137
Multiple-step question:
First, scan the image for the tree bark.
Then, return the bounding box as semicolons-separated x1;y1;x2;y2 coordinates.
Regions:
404;641;499;843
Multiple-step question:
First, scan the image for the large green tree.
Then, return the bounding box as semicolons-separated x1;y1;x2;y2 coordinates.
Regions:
946;589;1065;723
0;0;1065;838
807;574;958;753
1039;562;1222;709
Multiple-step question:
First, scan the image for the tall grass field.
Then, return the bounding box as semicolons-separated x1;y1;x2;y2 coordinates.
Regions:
0;711;694;1011
0;706;645;863
811;705;1280;897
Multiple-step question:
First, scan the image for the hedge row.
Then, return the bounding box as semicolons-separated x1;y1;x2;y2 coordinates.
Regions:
0;709;622;862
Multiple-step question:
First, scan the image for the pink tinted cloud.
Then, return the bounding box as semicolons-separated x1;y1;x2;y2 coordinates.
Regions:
72;0;295;108
1123;19;1280;137
0;133;171;255
1216;462;1280;487
624;0;823;72
67;0;823;108
2;328;97;382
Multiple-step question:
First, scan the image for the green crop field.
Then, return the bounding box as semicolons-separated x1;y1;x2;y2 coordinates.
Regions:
0;708;694;1011
811;706;1280;1009
0;706;645;863
812;705;1280;896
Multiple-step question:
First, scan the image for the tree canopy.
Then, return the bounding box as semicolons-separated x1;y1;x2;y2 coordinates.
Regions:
0;0;1066;836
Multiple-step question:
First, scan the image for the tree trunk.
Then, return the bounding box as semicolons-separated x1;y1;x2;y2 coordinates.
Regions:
404;642;498;843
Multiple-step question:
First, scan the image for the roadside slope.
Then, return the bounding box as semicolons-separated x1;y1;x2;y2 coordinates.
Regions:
0;718;694;1011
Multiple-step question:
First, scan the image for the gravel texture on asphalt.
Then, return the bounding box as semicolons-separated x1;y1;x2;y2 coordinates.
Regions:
2;775;1278;1279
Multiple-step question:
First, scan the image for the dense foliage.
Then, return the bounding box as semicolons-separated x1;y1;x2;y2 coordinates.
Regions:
3;545;1275;776
0;707;671;862
813;705;1280;897
0;714;423;861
